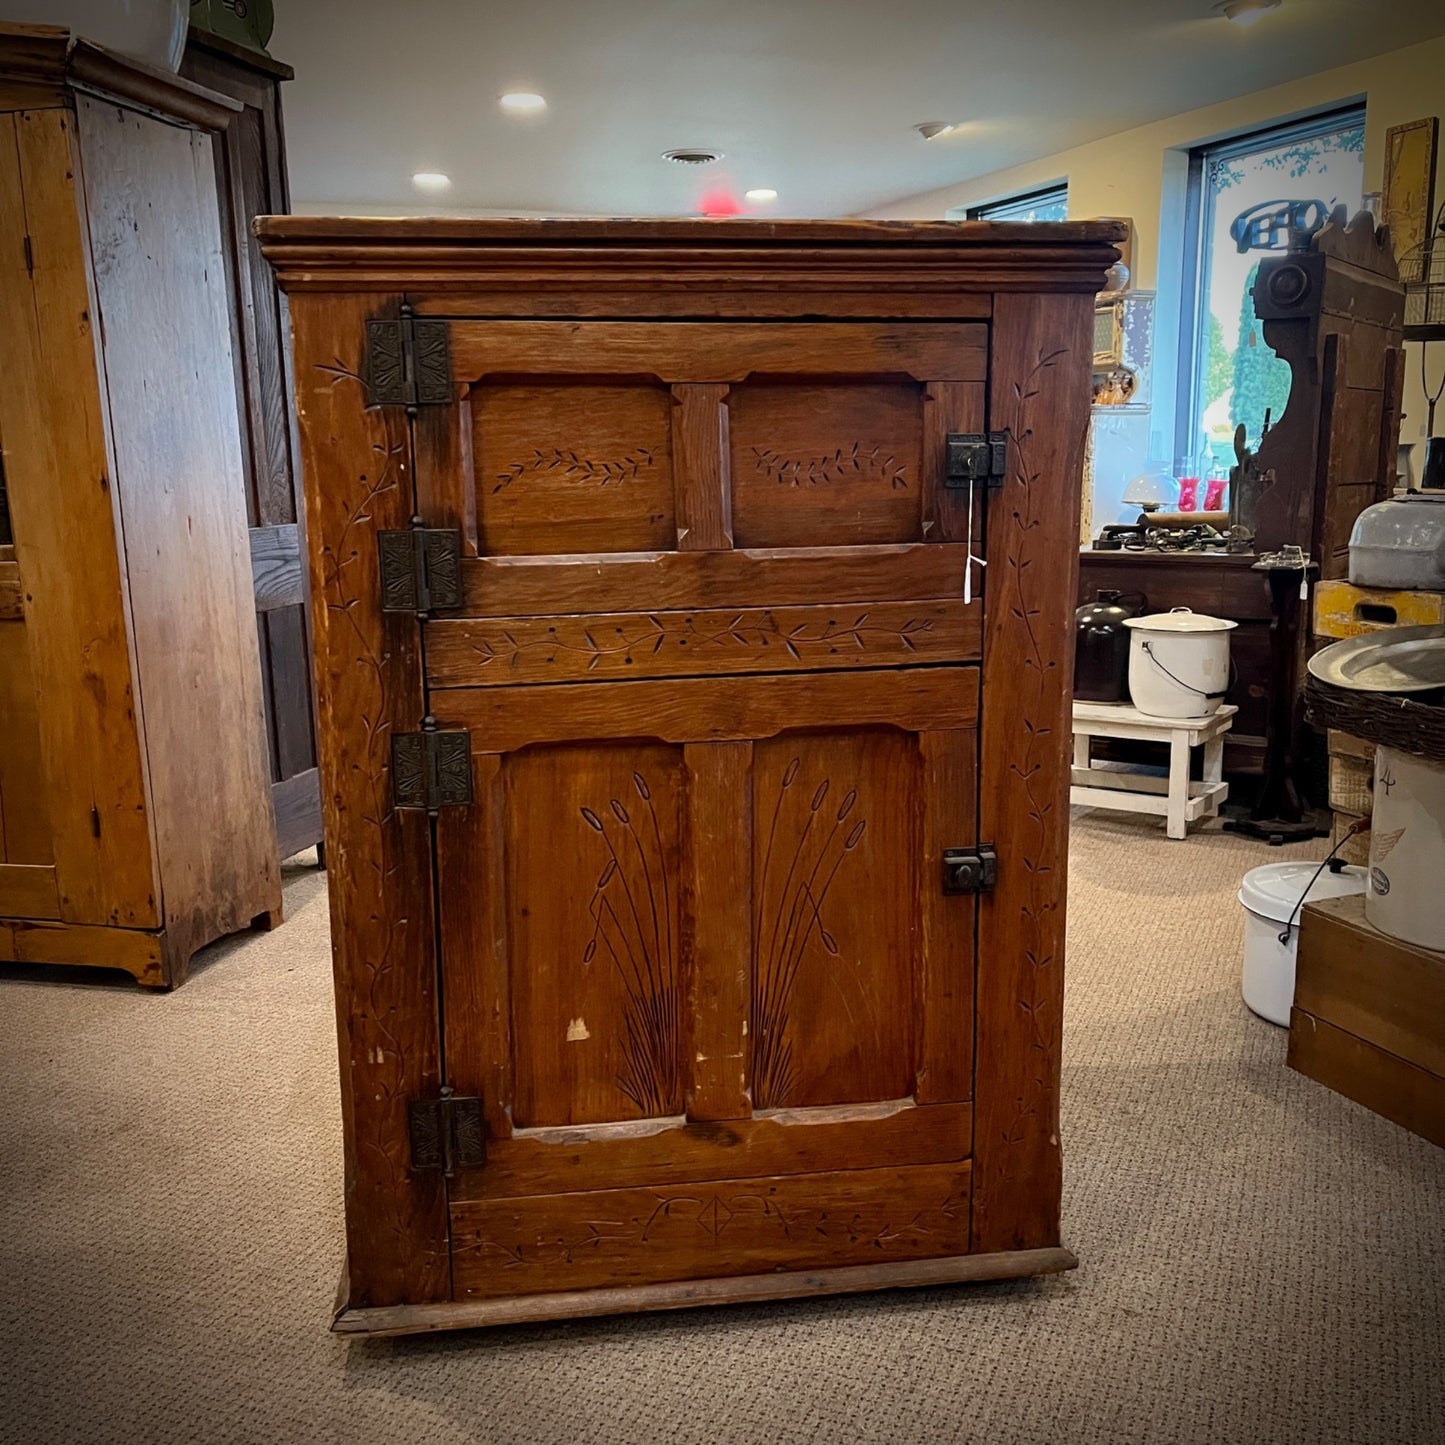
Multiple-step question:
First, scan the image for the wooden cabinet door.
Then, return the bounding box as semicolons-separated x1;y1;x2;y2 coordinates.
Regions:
417;320;988;1301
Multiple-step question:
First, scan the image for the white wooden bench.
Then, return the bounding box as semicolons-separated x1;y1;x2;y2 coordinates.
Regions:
1071;700;1237;840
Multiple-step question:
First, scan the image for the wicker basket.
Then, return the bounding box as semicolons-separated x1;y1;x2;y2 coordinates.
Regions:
1305;674;1445;762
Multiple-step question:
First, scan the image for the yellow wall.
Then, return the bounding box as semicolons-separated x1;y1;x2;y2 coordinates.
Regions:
867;34;1445;460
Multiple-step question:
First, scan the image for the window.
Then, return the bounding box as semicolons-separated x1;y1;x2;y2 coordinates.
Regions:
962;183;1069;223
1177;108;1365;472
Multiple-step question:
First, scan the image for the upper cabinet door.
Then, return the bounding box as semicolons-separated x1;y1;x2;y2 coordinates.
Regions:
414;319;989;1300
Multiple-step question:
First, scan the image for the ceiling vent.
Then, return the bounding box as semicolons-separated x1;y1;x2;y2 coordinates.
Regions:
663;148;723;166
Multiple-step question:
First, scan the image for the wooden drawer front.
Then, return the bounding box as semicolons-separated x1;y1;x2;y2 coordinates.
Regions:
451;1161;972;1300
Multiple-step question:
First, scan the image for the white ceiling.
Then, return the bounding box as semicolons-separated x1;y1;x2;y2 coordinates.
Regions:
272;0;1445;219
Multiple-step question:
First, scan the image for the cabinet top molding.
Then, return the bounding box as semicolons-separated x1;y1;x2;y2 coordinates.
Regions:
0;23;241;129
254;216;1126;297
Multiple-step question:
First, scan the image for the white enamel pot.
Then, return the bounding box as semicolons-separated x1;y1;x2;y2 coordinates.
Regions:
1124;608;1237;719
1238;861;1367;1025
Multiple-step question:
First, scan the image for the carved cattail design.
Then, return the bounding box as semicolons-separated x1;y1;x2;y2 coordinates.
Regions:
751;758;867;1108
579;781;678;1116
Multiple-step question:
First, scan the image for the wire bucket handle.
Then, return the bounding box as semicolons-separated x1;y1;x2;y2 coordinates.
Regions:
1140;639;1233;701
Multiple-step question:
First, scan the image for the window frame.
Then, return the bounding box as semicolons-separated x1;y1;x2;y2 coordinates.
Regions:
1173;104;1366;464
961;182;1069;223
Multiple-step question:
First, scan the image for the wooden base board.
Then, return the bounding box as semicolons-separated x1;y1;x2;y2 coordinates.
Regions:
331;1246;1078;1337
0;918;167;986
0;905;284;989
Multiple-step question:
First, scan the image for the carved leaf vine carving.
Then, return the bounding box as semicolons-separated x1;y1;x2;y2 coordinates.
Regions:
751;441;909;490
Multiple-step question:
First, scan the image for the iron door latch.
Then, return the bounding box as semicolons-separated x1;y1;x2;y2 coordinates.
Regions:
942;845;998;895
408;1089;486;1175
945;431;1010;489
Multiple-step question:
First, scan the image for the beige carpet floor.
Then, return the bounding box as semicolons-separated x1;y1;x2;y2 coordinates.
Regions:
1;812;1441;1445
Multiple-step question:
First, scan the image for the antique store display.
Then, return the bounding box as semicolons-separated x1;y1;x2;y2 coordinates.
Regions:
0;26;281;986
260;215;1122;1334
1080;209;1406;775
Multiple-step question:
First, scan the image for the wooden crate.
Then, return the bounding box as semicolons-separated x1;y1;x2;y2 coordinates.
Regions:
1327;750;1373;813
1289;895;1445;1147
1325;730;1372;864
1314;579;1445;641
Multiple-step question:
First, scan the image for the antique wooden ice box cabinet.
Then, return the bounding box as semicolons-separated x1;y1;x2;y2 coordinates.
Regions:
258;216;1121;1334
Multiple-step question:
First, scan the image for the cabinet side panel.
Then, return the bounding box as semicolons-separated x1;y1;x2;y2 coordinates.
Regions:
287;293;449;1308
973;292;1092;1254
76;96;279;950
0;110;159;926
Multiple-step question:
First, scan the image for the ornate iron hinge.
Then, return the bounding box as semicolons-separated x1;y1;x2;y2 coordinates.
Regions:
408;1088;486;1175
391;719;473;812
944;431;1011;489
942;844;998;895
377;520;462;616
363;304;452;407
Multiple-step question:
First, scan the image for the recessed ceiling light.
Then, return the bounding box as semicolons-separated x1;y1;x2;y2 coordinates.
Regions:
500;91;547;113
1213;0;1281;25
914;122;959;141
745;188;778;202
412;171;451;191
663;148;723;166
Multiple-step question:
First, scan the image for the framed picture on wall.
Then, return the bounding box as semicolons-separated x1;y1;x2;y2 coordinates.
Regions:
1382;117;1438;282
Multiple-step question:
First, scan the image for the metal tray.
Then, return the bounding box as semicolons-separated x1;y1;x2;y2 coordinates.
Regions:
1307;624;1445;694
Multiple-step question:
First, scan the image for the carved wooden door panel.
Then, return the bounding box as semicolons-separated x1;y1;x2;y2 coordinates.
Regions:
417;320;988;1301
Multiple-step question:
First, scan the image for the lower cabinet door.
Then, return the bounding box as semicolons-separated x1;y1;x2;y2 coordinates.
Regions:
432;666;980;1300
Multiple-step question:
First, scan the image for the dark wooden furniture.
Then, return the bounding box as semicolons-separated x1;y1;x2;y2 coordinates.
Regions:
1079;552;1272;772
1291;895;1444;1148
0;26;281;986
1246;210;1405;577
181;30;321;862
1079;211;1406;777
261;215;1121;1335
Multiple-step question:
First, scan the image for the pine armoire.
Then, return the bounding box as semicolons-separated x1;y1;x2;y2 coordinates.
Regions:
259;216;1122;1335
0;25;281;988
